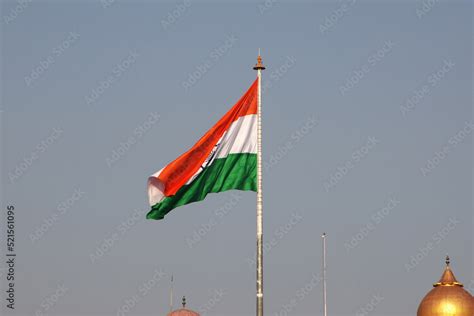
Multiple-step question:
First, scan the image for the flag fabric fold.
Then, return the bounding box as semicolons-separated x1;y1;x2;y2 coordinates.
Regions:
147;79;258;220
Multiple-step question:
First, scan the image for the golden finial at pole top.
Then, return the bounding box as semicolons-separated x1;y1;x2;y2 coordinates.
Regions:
253;51;266;70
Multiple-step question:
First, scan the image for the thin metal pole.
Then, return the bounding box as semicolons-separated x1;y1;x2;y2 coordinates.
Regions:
322;233;327;316
169;274;174;313
254;53;265;316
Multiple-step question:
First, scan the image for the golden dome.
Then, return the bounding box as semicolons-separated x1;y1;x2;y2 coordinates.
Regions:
417;256;474;316
167;296;200;316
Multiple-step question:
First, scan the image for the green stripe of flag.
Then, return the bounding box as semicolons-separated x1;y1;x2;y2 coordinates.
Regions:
146;153;257;220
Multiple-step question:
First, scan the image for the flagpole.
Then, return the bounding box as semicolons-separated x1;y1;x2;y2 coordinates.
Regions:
253;52;265;316
322;233;327;316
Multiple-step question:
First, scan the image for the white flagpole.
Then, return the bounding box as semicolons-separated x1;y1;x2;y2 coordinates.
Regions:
322;233;327;316
253;52;265;316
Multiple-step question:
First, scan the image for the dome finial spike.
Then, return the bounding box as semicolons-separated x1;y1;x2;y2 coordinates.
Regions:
182;296;186;308
446;255;450;266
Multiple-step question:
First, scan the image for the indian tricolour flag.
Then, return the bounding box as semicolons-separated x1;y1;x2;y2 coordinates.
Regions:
147;79;258;220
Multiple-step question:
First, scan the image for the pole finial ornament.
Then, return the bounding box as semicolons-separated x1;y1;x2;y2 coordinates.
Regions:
182;296;186;308
253;54;266;70
446;255;450;266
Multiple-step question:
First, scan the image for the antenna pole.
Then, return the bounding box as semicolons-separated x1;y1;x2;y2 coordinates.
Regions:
322;233;327;316
169;275;174;313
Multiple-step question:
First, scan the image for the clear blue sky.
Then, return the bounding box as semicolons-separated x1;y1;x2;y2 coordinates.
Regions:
1;1;472;316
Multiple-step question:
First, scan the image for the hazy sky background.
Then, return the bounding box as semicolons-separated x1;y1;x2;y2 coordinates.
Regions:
1;1;472;316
